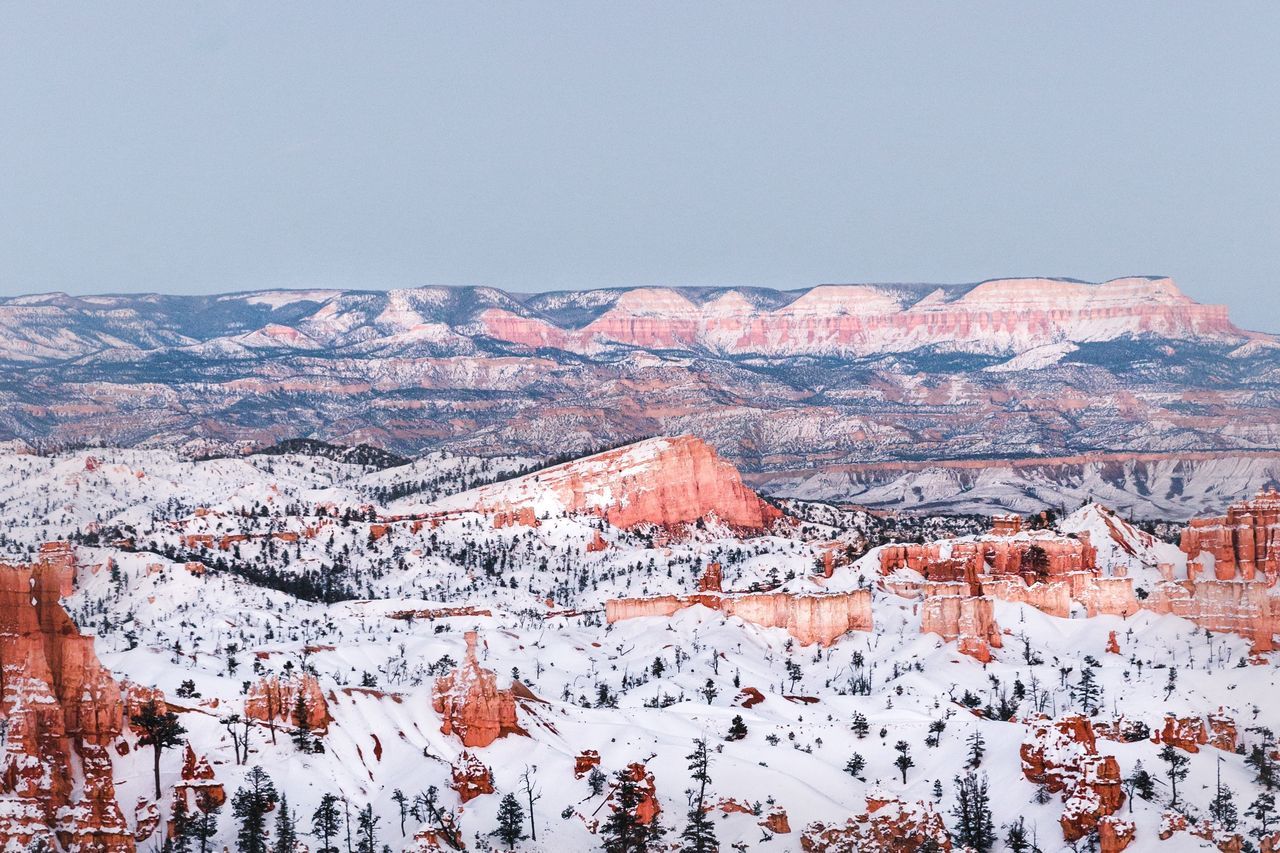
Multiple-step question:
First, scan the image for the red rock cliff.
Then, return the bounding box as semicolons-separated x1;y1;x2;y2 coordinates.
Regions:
1181;489;1280;581
0;543;134;852
457;435;785;533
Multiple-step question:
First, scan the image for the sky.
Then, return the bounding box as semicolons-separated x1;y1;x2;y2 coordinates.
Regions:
1;3;1278;331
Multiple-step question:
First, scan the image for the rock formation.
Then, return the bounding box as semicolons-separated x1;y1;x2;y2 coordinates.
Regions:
919;582;1002;662
449;435;785;533
1021;715;1126;845
605;589;872;646
1181;489;1280;581
604;762;660;826
1145;579;1278;653
450;751;494;803
244;672;331;733
431;631;535;747
0;543;135;852
800;789;952;852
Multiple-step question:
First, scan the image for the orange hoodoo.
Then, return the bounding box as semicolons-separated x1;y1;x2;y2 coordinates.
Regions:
431;631;535;747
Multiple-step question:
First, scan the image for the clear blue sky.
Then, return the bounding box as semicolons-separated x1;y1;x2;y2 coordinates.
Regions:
2;3;1277;331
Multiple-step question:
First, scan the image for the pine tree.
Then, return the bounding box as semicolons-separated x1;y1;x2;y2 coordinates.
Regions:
1247;742;1279;790
1158;744;1190;807
1004;816;1030;853
600;770;665;852
190;801;220;853
290;694;314;753
493;793;526;849
894;740;915;784
726;715;747;742
681;738;717;853
1209;758;1239;831
1247;790;1276;839
311;793;342;853
844;753;866;780
588;766;608;796
1125;761;1155;808
355;803;379;853
966;728;985;768
274;795;298;853
232;766;278;853
1072;666;1101;715
950;772;996;852
132;699;187;800
852;712;869;739
168;796;195;853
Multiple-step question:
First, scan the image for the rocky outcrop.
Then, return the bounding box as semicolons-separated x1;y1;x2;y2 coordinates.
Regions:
1146;579;1279;652
605;589;872;646
0;543;135;852
450;751;494;803
1099;815;1136;853
449;436;785;533
1182;489;1280;581
173;745;226;812
1021;715;1125;844
879;532;1097;592
244;672;331;733
574;750;601;778
431;631;535;747
919;582;1002;662
800;789;951;853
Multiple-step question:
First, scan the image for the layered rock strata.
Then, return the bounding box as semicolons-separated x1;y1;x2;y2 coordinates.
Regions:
0;543;134;852
605;589;872;647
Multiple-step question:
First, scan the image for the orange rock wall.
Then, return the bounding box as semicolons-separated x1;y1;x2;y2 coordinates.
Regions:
1181;489;1280;581
0;543;134;852
605;589;873;646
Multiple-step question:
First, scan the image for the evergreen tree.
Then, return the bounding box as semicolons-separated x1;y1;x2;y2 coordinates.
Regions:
950;772;996;852
599;769;665;852
852;712;870;739
132;699;187;800
1247;791;1276;839
1158;744;1190;807
588;766;608;796
893;740;915;784
681;738;717;853
966;728;985;768
493;793;526;849
190;801;221;853
274;795;298;853
1209;760;1239;831
1003;816;1030;853
311;793;342;853
1125;761;1155;807
290;694;314;753
1247;742;1279;790
1072;666;1101;715
232;766;279;853
168;796;194;853
355;803;380;853
844;753;866;780
725;715;747;742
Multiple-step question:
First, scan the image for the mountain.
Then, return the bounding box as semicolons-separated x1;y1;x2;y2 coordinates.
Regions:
3;276;1279;517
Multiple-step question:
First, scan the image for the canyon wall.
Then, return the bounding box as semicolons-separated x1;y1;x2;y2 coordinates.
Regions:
1181;489;1280;581
605;589;872;647
0;543;134;852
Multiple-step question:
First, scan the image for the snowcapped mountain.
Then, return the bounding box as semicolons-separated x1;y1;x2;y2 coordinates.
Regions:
3;276;1279;518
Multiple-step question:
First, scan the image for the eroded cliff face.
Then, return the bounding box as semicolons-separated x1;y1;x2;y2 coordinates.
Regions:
918;582;1002;662
454;435;785;533
0;543;134;852
431;631;534;748
1146;578;1279;653
244;672;332;732
1182;489;1280;581
605;588;873;647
